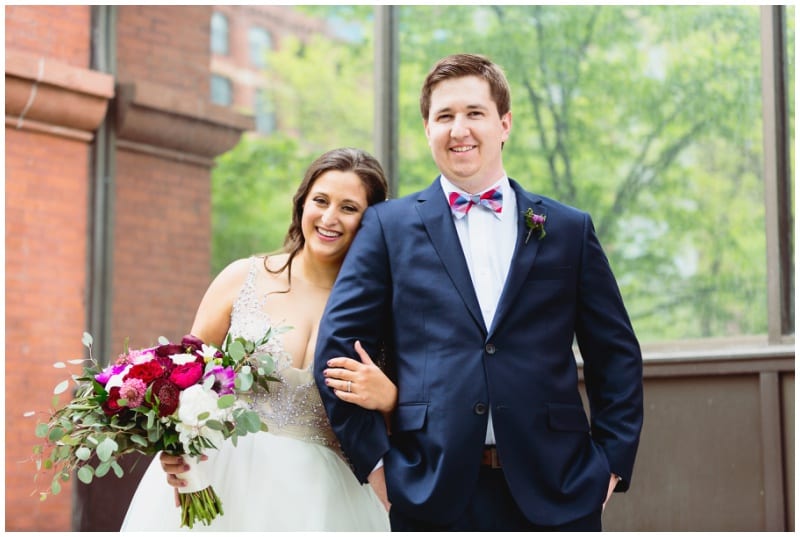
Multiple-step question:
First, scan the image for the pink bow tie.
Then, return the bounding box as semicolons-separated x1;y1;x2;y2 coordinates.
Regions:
448;188;503;219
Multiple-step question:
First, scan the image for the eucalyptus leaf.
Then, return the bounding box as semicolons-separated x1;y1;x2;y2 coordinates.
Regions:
95;460;111;477
82;332;93;348
53;380;70;395
112;460;124;478
228;340;245;361
205;419;224;431
75;446;92;461
47;427;64;442
77;466;94;484
130;434;149;448
217;394;235;409
96;437;119;462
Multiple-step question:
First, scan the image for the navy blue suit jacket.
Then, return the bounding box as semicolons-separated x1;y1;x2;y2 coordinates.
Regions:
314;178;643;526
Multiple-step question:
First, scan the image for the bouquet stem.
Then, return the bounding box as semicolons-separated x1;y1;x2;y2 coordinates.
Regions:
175;453;223;528
179;487;224;528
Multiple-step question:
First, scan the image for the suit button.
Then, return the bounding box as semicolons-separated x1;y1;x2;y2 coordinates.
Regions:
474;402;488;415
485;343;496;355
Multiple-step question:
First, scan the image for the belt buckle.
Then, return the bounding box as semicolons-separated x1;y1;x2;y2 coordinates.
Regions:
487;447;501;469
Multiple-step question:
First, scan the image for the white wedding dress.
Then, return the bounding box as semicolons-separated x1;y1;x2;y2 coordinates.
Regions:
121;258;390;531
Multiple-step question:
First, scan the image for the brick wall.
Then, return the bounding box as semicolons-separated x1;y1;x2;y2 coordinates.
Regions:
5;5;90;65
110;152;211;348
4;6;92;531
6;5;252;530
116;5;211;96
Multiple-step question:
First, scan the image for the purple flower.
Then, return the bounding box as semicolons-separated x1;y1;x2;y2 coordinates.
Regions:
181;334;206;354
523;208;547;244
95;363;128;385
204;365;236;395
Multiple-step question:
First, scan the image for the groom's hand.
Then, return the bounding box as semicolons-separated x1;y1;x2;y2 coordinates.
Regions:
603;474;621;511
367;465;391;512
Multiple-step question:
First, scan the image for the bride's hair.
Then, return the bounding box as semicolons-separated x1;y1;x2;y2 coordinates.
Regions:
265;147;389;285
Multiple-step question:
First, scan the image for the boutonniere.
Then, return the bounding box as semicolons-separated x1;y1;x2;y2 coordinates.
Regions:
524;208;547;244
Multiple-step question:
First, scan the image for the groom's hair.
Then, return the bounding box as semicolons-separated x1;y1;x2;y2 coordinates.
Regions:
419;53;511;120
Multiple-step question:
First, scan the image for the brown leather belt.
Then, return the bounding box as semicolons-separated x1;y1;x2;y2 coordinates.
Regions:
481;446;501;469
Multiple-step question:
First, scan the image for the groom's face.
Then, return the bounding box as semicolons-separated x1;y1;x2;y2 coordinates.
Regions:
424;75;511;193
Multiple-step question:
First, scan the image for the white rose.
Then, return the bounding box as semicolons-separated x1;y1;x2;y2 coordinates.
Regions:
175;385;227;452
170;353;198;365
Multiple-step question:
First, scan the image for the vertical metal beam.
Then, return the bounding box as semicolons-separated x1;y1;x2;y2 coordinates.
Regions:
373;5;399;198
77;5;117;531
759;371;786;530
759;6;794;343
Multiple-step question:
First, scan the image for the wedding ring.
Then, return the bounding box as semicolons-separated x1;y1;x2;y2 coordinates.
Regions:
347;380;352;393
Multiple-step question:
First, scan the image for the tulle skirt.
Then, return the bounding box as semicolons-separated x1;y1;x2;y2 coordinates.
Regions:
120;431;390;531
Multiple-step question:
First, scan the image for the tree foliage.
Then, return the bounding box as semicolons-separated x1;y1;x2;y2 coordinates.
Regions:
210;5;791;342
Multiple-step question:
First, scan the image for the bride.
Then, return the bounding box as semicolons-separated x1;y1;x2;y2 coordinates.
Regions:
121;148;395;531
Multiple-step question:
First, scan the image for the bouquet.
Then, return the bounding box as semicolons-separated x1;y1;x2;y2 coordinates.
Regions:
28;329;286;528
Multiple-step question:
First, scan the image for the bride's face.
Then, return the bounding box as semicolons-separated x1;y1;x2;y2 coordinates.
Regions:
301;170;369;264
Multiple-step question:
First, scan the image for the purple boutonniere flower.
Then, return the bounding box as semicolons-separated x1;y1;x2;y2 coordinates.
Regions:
524;208;547;244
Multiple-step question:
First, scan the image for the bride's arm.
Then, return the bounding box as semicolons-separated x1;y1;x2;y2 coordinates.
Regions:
322;340;397;427
158;258;251;501
188;257;252;346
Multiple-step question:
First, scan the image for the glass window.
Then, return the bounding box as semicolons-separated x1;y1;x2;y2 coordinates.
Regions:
210;74;233;106
211;12;229;55
254;89;276;134
248;27;272;68
395;5;770;344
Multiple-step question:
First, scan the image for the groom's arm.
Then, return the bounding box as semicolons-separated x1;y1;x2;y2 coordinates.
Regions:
314;207;392;483
574;213;644;491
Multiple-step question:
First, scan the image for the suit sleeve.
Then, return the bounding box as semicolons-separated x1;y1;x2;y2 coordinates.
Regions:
574;214;644;492
313;207;392;483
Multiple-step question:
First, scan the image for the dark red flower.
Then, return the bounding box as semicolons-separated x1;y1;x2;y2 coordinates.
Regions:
102;386;125;416
124;360;165;384
150;378;180;417
181;334;205;354
169;362;203;389
155;343;184;358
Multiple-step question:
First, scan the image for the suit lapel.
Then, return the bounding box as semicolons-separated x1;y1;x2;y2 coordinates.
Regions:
416;179;486;333
489;180;547;338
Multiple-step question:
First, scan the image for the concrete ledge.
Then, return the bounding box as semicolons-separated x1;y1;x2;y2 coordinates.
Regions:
5;48;114;138
115;80;254;164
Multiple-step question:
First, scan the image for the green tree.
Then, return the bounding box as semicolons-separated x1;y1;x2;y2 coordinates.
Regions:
211;134;307;275
211;5;789;343
395;5;769;341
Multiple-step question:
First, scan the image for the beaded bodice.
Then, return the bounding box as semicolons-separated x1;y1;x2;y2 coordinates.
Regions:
228;257;343;456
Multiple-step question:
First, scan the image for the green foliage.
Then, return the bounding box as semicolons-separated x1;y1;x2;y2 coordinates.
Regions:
211;134;306;275
211;5;785;343
27;331;281;508
395;5;770;341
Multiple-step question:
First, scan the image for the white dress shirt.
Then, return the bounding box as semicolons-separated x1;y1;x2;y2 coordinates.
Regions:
440;174;518;445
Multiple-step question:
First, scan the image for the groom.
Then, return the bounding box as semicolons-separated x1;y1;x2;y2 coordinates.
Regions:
314;53;643;531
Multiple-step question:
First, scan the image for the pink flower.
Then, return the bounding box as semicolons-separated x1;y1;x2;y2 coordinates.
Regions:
169;362;204;389
126;347;158;365
119;378;147;408
204;366;236;395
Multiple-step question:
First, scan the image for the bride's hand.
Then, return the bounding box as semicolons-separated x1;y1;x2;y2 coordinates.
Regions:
159;452;209;506
324;340;397;416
